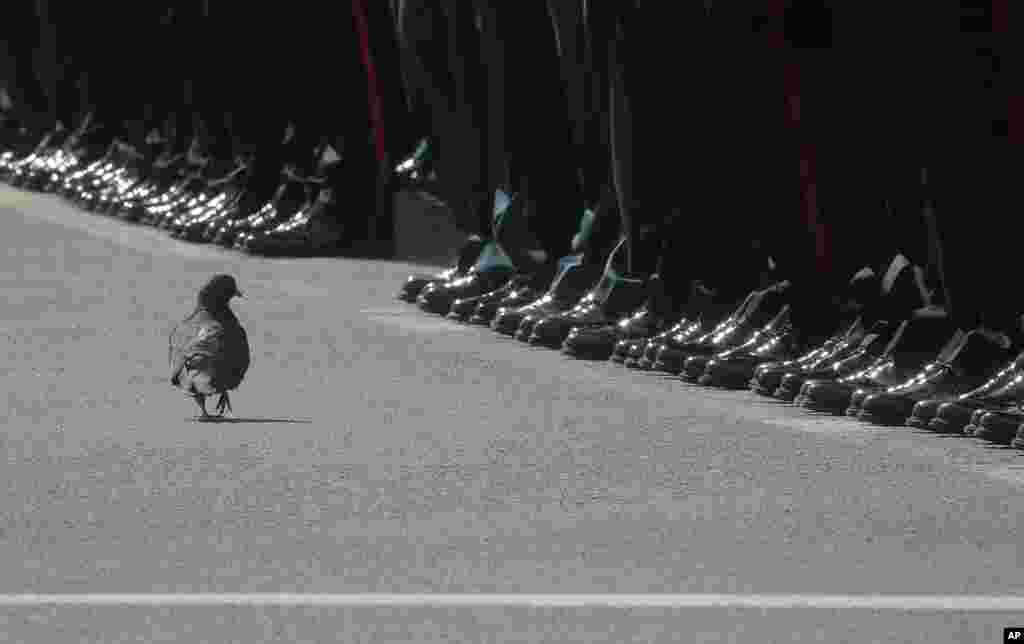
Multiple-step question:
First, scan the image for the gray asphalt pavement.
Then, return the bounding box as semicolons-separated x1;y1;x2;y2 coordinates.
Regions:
2;184;1024;642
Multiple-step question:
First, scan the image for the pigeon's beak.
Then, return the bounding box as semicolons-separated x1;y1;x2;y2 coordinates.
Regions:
235;289;245;299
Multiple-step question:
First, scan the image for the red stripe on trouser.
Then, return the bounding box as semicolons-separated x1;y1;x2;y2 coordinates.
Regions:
991;0;1008;32
782;55;829;274
352;0;388;166
1010;97;1024;146
992;0;1022;145
766;0;830;275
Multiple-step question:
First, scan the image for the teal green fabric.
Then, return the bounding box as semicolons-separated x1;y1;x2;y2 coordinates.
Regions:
572;208;596;253
412;138;432;163
491;189;515;234
473;239;516;271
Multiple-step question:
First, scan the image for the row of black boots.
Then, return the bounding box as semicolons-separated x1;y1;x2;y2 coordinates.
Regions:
0;114;430;258
399;237;1024;451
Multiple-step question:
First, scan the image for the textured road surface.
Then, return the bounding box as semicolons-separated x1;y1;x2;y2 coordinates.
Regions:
2;185;1023;642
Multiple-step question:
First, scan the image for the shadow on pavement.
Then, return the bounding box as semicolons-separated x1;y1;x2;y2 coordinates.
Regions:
189;417;313;424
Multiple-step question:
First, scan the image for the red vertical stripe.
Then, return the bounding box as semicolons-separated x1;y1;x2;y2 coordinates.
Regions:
352;0;388;167
993;0;1022;145
991;0;1008;32
766;0;787;49
769;3;830;273
1009;97;1024;146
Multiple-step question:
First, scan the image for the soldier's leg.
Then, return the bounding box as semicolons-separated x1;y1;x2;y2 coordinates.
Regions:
489;0;581;266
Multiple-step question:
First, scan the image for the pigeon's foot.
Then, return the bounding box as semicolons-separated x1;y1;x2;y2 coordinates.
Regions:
215;392;233;417
193;393;211;419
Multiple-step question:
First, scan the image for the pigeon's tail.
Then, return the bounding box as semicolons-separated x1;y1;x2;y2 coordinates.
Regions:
188;371;216;396
179;354;218;396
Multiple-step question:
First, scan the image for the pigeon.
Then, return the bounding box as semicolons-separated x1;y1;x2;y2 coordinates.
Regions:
169;274;250;419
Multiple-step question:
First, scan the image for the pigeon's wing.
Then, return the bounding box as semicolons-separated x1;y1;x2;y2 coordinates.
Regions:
232;322;251;384
170;313;228;393
169;315;198;387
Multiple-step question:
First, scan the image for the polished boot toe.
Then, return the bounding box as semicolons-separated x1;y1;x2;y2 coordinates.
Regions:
400;272;453;302
777;349;878;402
928;400;986;434
858;391;919;426
493;308;530;336
651;345;689;374
905;398;946;429
962;409;990;436
752;364;792;396
775;371;811;402
629;318;702;369
803;350;934;415
574;274;681;363
1010;424;1024;450
702;354;770;389
648;294;774;376
493;259;598;337
416;283;453;315
562;325;618;360
417;267;514;316
515;314;544;342
448;275;531;322
682;355;714;381
528;313;577;344
800;380;858;414
972;410;1023;444
634;338;670;370
529;275;647;349
656;335;719;375
846;386;882;417
470;286;540;325
613;338;644;365
447;295;482;322
701;327;801;389
859;331;1019;426
529;315;581;348
749;330;860;396
398;237;485;301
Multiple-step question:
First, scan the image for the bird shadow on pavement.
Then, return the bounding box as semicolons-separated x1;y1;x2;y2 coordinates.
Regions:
188;417;313;424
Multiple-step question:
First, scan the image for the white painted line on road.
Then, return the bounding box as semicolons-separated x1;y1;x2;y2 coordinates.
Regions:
0;594;1023;611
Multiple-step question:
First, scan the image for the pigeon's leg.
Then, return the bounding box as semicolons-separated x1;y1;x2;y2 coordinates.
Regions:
193;394;211;420
215;392;232;417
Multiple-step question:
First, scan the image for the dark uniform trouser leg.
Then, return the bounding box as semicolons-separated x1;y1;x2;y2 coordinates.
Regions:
0;2;50;131
570;2;621;266
230;5;295;200
551;0;610;211
546;0;622;267
187;3;236;159
662;6;779;305
814;5;927;290
925;1;1017;336
33;0;87;131
399;0;491;237
388;0;432;161
709;2;847;340
361;0;414;167
489;1;580;262
156;2;209;155
599;4;736;283
123;7;193;151
92;7;167;146
350;0;402;250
